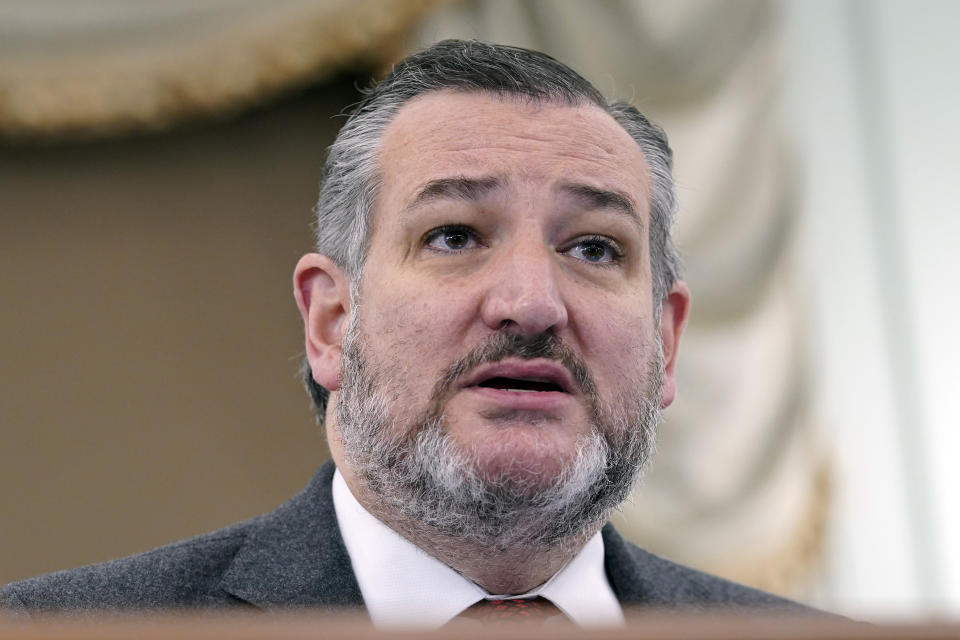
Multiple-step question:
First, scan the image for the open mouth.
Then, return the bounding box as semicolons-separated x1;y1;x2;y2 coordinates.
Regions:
475;377;566;393
461;360;574;401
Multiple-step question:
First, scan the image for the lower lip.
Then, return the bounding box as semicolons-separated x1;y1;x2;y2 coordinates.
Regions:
464;386;572;411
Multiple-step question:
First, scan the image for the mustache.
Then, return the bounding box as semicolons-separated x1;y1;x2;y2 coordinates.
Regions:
432;332;597;400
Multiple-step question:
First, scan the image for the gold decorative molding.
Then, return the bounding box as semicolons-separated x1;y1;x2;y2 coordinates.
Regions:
0;0;446;140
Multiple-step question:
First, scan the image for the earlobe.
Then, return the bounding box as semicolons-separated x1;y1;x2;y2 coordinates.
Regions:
293;253;351;393
657;280;691;409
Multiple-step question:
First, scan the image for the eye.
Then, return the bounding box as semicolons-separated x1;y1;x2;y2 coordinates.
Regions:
563;236;623;265
423;225;481;252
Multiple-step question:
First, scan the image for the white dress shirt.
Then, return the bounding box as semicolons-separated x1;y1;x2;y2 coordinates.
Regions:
332;469;625;629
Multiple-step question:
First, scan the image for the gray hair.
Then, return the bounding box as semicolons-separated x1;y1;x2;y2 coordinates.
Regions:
306;39;681;415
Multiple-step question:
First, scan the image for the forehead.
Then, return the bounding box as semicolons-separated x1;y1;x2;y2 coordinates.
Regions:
375;91;651;217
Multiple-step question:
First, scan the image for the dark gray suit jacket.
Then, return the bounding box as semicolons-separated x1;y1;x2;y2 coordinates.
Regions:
1;460;801;617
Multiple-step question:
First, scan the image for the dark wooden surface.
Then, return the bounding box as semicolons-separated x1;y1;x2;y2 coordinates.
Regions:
1;612;959;640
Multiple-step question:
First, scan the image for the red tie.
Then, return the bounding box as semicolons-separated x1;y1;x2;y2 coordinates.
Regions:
456;596;565;625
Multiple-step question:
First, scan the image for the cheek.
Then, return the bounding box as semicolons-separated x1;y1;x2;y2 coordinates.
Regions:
359;278;472;365
576;304;655;390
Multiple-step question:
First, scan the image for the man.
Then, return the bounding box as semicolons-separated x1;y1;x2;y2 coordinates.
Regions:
1;40;804;626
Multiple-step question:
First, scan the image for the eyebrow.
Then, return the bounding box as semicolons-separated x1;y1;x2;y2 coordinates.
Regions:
403;176;643;229
559;183;642;227
405;176;502;211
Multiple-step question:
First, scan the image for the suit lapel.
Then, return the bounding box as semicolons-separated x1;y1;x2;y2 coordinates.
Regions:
603;523;735;608
219;460;365;611
602;523;660;606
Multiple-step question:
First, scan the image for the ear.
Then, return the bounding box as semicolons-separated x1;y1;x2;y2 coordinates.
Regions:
657;280;691;409
293;253;351;392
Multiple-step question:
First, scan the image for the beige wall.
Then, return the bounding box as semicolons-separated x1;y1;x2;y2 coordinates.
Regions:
0;80;361;583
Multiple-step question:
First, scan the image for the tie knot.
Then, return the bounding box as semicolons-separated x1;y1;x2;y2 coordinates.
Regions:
457;596;565;625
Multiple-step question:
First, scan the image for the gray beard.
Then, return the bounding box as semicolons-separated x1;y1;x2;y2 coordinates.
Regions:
334;307;664;553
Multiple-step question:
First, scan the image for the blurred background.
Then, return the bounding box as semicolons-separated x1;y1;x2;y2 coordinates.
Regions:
1;0;957;622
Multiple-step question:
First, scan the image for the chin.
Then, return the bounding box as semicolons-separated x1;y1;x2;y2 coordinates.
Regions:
459;427;583;497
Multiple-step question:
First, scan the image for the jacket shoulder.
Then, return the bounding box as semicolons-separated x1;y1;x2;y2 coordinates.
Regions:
1;518;260;615
2;462;354;616
602;525;813;611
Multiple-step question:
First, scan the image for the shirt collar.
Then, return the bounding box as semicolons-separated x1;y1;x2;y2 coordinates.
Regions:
332;469;623;628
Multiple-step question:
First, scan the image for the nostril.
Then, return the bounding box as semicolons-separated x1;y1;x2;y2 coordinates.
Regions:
480;278;568;335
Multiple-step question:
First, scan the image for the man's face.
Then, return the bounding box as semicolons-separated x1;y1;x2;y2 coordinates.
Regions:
322;91;678;546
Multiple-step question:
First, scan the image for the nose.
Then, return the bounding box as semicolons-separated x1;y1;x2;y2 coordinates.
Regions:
479;241;569;335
